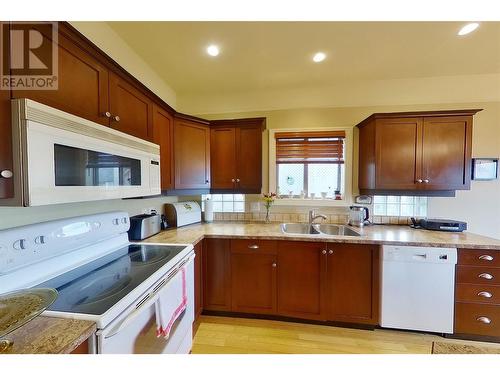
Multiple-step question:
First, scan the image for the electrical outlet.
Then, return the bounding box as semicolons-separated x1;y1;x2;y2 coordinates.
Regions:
250;202;260;212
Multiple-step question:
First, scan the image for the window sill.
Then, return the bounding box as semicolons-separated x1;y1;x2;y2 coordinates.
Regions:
274;198;351;207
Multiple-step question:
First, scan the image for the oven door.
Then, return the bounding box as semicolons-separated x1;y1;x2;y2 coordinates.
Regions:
94;256;194;354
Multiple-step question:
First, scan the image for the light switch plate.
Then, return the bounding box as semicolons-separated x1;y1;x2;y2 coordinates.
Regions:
250;202;260;212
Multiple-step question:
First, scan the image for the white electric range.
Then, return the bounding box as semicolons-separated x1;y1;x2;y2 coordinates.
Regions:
0;211;194;354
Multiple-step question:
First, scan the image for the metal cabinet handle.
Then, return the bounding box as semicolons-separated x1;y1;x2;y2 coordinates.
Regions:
416;179;423;183
248;244;259;249
328;250;333;255
205;180;210;184
423;179;429;183
479;273;494;280
272;263;277;268
102;111;112;118
231;179;235;183
477;291;493;298
322;250;327;255
476;316;492;324
0;170;13;179
236;178;240;183
479;255;494;261
113;115;120;122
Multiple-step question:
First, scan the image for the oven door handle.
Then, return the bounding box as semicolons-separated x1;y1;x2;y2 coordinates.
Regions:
103;255;194;339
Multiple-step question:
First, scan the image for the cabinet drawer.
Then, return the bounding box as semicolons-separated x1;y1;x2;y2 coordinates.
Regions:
458;249;500;268
455;302;500;336
456;266;500;286
456;284;500;305
230;239;277;255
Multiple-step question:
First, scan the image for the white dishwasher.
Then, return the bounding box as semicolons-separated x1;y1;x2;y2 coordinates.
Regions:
380;245;457;334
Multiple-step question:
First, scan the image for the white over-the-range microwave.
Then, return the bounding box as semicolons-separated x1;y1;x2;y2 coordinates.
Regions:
2;99;161;206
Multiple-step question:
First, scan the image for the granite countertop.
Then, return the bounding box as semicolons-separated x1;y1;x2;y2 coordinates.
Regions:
143;222;500;250
1;316;95;354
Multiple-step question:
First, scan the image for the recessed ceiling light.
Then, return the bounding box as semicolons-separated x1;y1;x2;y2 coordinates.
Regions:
458;23;479;36
313;52;326;63
206;45;220;57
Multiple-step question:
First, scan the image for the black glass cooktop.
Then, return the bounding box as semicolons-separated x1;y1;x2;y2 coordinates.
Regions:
36;244;187;315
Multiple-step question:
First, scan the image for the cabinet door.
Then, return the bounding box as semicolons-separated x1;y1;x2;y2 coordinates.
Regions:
109;72;153;140
236;125;263;193
174;119;211;189
152;105;174;190
327;244;379;324
11;25;109;125
421;116;472;190
194;241;203;321
0;23;14;198
210;127;237;190
375;118;422;190
203;239;231;311
277;241;327;320
230;240;277;314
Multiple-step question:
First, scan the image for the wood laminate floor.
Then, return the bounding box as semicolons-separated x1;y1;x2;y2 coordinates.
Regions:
192;316;500;354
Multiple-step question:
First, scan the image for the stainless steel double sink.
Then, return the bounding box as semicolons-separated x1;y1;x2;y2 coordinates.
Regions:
280;223;361;237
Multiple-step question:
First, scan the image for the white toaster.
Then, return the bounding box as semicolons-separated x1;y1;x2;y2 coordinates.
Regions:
164;201;202;227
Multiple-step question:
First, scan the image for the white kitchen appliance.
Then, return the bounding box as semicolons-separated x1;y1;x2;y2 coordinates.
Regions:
3;99;161;206
0;212;194;354
165;201;202;227
380;245;457;334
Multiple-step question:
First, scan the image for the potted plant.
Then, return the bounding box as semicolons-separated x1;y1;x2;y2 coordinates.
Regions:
262;192;277;223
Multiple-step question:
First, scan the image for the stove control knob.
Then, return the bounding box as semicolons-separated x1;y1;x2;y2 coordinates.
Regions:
34;236;46;245
112;218;120;225
13;239;27;250
121;217;128;224
93;222;101;229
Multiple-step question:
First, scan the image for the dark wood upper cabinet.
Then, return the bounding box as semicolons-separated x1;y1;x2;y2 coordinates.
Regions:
357;109;481;195
230;239;277;315
277;241;327;321
203;238;231;311
152;104;174;191
0;22;13;199
326;244;379;325
174;116;211;190
210;118;265;194
11;25;110;126
108;72;153;140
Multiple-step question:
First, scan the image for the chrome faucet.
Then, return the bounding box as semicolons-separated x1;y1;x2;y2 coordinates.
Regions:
309;209;327;224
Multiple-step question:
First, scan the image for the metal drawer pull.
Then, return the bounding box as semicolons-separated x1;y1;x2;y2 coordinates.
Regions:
476;316;492;324
328;250;333;255
272;263;277;268
322;250;327;255
477;291;493;298
248;244;259;249
479;273;494;280
479;255;494;261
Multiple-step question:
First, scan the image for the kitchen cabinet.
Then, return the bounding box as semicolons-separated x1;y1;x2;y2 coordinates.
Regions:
210;118;265;194
194;241;203;323
357;109;481;195
152;104;174;191
0;25;14;199
174;115;211;190
230;239;277;315
203;238;231;311
454;248;500;341
326;244;379;324
11;24;110;126
276;241;327;320
108;72;153;140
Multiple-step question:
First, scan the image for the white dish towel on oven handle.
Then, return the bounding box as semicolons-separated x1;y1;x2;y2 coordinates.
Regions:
155;266;187;339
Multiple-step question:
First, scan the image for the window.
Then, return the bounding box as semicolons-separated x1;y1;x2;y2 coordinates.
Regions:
275;131;345;198
201;194;245;212
373;196;428;217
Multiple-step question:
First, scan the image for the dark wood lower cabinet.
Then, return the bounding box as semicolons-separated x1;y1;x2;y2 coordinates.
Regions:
230;240;277;314
194;241;203;321
203;238;231;311
276;241;327;320
327;244;379;324
200;239;379;327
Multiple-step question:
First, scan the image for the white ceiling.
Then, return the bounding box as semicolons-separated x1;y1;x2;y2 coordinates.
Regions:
107;22;500;95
